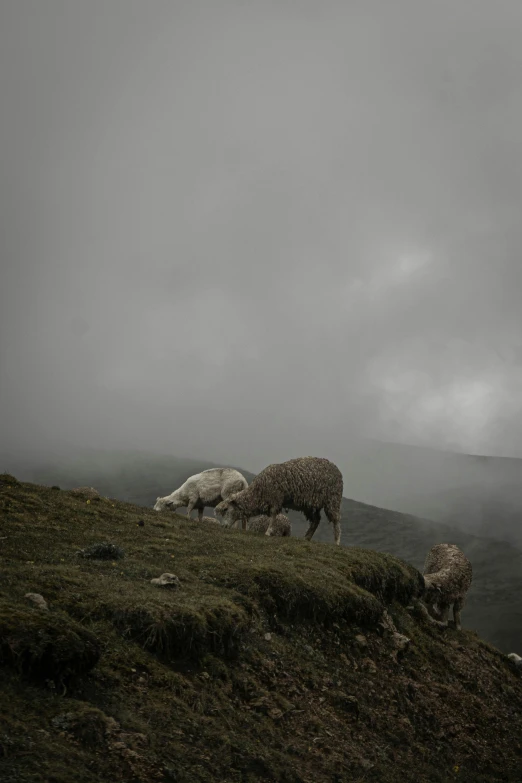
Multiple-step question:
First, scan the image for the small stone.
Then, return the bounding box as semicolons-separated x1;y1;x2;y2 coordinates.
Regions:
150;573;181;588
264;633;272;641
361;657;377;673
392;633;411;652
354;634;368;648
24;593;48;611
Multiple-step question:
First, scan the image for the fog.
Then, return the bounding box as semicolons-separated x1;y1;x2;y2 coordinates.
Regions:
2;1;522;505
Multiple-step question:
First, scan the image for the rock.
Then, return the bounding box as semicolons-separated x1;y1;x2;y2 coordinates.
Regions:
507;653;522;668
150;573;181;588
378;609;398;637
24;593;48;611
392;633;411;652
354;634;368;649
361;657;377;674
264;633;272;641
77;542;125;561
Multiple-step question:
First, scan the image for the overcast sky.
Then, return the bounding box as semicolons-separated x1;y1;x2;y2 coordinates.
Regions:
2;0;522;473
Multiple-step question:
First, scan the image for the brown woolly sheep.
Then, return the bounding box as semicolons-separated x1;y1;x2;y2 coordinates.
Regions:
215;456;342;545
421;543;473;631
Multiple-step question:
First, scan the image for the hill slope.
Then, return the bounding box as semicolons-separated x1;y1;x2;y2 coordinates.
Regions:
1;474;522;783
10;439;522;547
18;451;522;654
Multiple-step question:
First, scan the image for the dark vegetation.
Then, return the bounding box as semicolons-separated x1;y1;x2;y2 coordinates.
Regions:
1;473;522;782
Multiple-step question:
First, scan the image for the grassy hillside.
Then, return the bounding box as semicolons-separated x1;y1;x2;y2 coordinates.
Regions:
19;451;522;654
1;474;522;782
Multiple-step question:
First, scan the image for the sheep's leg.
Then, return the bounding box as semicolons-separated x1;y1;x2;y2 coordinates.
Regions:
325;506;342;546
265;511;278;536
186;502;195;520
452;598;464;631
303;510;321;542
410;600;449;629
197;508;204;524
242;516;248;531
437;603;450;628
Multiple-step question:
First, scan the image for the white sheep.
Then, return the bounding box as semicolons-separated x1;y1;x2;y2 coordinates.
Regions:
153;468;248;523
215;456;342;545
507;653;522;669
420;543;473;631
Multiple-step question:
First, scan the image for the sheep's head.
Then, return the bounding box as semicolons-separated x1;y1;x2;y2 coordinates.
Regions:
216;493;245;526
422;574;443;604
153;496;175;512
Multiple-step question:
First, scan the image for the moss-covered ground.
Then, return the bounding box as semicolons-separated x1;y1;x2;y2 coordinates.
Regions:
1;474;521;782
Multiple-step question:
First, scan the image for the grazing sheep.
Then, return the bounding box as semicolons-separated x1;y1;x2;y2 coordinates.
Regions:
70;486;100;499
420;543;473;631
247;514;291;537
215;456;342;545
507;653;522;669
153;468;248;523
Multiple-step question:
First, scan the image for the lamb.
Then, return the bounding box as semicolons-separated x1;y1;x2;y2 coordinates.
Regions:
419;543;473;631
247;513;291;537
215;456;343;545
153;468;248;523
70;486;100;499
200;513;290;536
201;515;222;525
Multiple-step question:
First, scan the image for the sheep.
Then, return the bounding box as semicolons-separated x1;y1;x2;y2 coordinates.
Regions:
215;456;343;545
200;513;290;536
507;653;522;669
153;468;248;523
419;543;473;631
70;486;100;499
201;515;222;525
247;513;291;537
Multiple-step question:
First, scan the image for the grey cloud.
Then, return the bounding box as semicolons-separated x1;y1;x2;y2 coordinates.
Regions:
2;0;522;476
